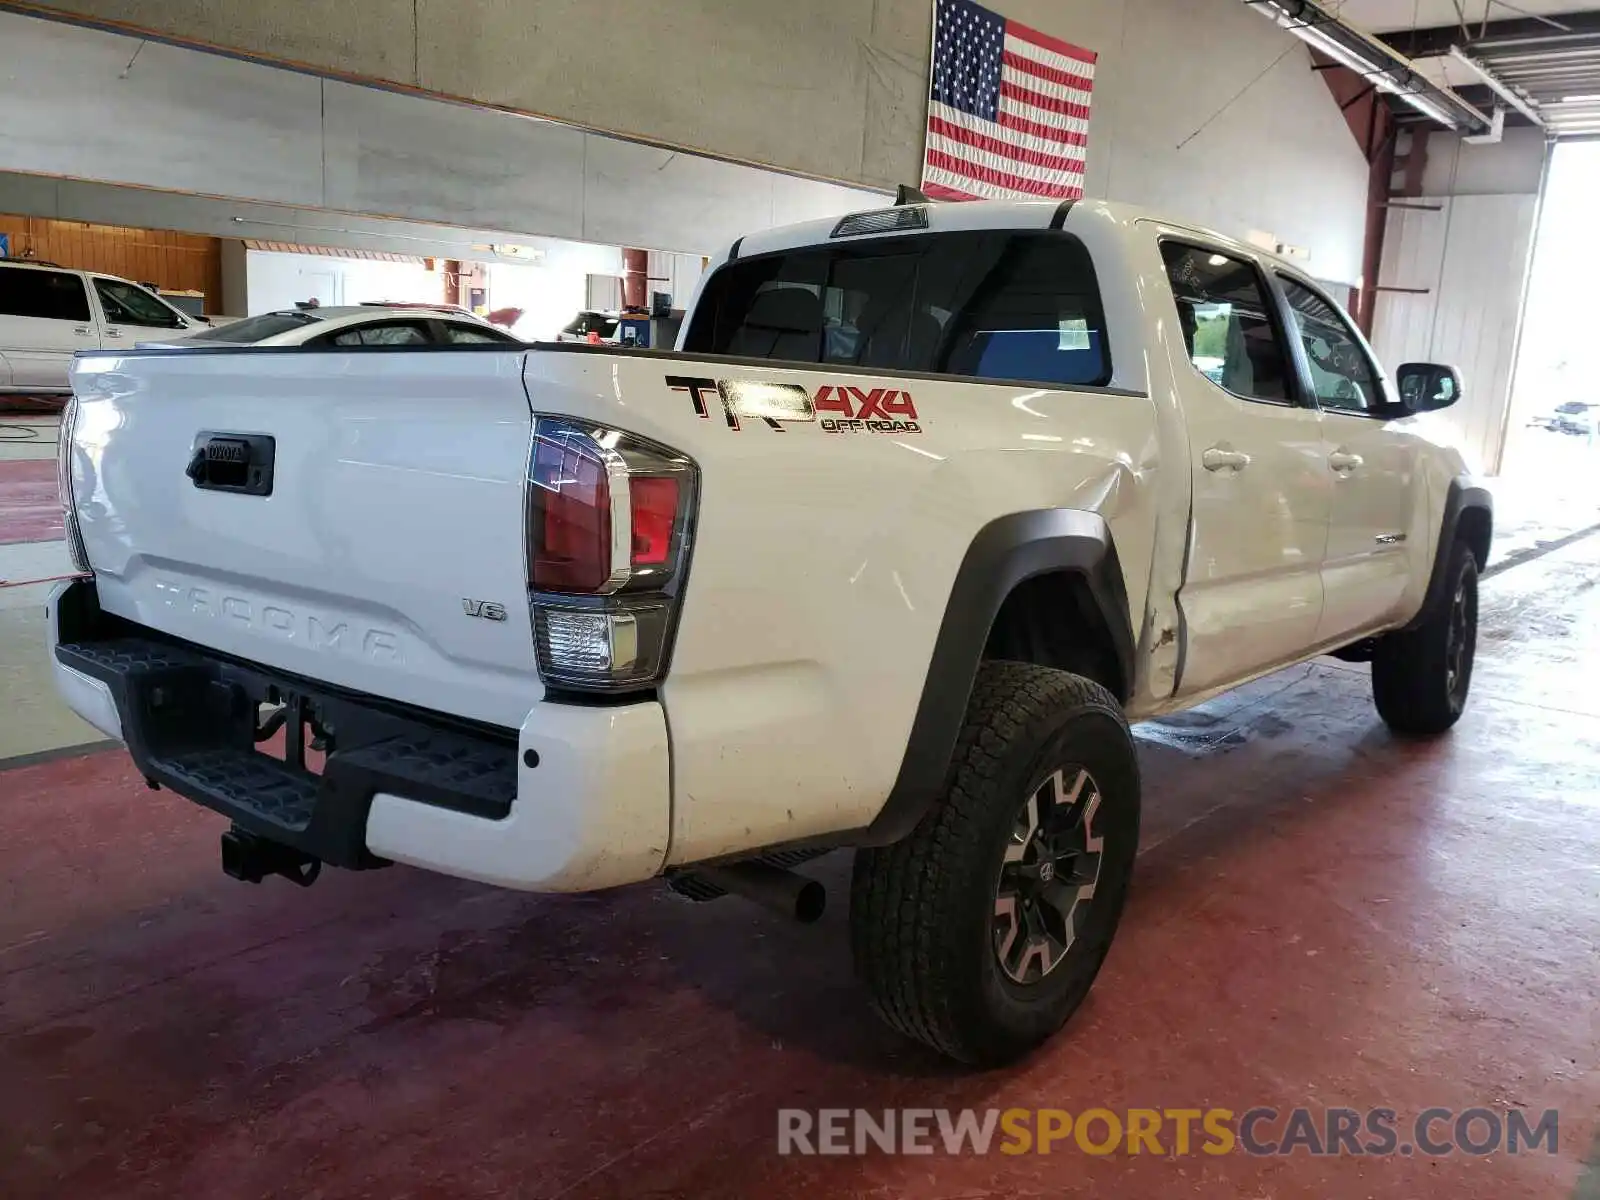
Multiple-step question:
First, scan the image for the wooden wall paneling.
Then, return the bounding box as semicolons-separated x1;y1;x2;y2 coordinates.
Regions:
0;212;223;308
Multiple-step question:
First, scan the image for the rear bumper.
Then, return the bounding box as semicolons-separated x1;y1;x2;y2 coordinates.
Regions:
47;580;671;892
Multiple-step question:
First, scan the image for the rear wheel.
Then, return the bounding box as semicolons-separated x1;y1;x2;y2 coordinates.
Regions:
850;662;1140;1066
1372;538;1478;736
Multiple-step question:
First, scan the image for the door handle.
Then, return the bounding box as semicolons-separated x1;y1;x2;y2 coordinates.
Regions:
1202;446;1253;472
73;326;93;337
103;328;123;339
1328;450;1365;473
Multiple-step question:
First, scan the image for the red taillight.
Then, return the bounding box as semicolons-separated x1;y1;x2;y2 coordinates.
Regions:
526;418;696;693
630;477;679;567
529;432;612;592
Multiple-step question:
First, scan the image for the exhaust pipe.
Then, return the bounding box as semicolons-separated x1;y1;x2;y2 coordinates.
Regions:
695;861;826;924
220;827;322;887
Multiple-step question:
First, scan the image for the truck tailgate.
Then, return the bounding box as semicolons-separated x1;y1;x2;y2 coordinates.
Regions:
68;349;539;729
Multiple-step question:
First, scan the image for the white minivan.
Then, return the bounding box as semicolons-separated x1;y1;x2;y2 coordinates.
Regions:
0;260;204;395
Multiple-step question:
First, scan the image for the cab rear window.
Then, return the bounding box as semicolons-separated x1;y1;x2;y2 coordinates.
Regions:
682;230;1111;387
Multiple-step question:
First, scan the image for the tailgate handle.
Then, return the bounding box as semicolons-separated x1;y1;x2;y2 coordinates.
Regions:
188;432;275;496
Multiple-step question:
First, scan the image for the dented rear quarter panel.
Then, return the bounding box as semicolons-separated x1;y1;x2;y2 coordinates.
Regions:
527;206;1189;863
524;349;1166;865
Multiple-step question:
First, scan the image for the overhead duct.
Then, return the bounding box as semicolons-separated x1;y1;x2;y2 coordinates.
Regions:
1463;104;1509;144
1245;0;1495;134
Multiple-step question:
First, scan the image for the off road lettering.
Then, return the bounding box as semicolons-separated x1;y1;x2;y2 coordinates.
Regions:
672;377;921;434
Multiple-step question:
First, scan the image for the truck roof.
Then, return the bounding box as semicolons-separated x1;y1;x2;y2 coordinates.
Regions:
731;197;1301;276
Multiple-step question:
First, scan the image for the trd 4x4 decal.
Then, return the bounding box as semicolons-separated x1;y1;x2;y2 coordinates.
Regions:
667;376;922;434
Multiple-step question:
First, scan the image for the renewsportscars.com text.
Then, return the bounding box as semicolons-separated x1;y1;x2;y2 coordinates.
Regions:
777;1106;1559;1158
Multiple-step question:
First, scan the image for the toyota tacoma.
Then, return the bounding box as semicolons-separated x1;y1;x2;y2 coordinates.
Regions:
50;197;1490;1066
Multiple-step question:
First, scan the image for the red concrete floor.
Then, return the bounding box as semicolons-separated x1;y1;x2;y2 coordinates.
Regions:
0;459;63;547
3;538;1600;1198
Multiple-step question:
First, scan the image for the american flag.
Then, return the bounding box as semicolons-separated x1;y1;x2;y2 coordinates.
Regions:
921;0;1096;202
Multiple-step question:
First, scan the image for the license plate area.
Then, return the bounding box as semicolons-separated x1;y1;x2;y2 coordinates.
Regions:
55;619;521;839
253;687;329;776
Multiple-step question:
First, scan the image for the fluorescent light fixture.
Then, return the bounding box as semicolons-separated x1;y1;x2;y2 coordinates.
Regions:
1288;18;1463;125
1249;0;1489;133
1399;90;1462;127
1289;20;1386;79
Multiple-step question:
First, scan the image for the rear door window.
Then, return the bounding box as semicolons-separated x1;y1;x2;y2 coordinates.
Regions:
1160;243;1294;404
438;321;520;344
683;231;1111;387
324;321;433;347
0;267;91;322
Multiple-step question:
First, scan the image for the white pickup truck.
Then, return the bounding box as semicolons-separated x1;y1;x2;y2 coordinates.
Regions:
50;198;1490;1066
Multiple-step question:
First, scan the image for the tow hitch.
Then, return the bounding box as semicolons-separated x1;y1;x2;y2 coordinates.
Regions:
220;827;322;887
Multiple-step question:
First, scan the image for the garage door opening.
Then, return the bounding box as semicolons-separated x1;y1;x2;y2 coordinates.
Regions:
1502;139;1600;491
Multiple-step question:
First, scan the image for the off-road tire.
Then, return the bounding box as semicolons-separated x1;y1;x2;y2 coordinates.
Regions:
1372;537;1479;736
850;661;1140;1066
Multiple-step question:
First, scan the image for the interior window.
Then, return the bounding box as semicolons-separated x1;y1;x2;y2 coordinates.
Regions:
329;322;431;347
0;268;91;322
95;278;184;328
441;322;518;344
1278;277;1381;415
682;231;1111;387
1160;243;1292;404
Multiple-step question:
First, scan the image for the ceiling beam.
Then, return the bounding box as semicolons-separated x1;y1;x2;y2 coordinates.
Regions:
1447;46;1546;125
1446;82;1542;124
1380;11;1600;59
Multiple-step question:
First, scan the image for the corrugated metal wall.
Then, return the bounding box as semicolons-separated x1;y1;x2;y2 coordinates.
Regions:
1370;193;1538;474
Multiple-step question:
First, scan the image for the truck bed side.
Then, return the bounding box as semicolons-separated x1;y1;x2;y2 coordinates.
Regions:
522;346;1164;862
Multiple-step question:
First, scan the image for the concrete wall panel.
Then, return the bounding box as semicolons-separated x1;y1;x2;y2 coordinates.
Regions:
20;0;420;81
414;0;882;183
321;82;588;240
0;16;323;205
1097;0;1368;283
9;2;1369;274
0;12;883;255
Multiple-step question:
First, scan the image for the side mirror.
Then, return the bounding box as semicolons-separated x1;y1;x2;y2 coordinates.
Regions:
1396;362;1463;413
